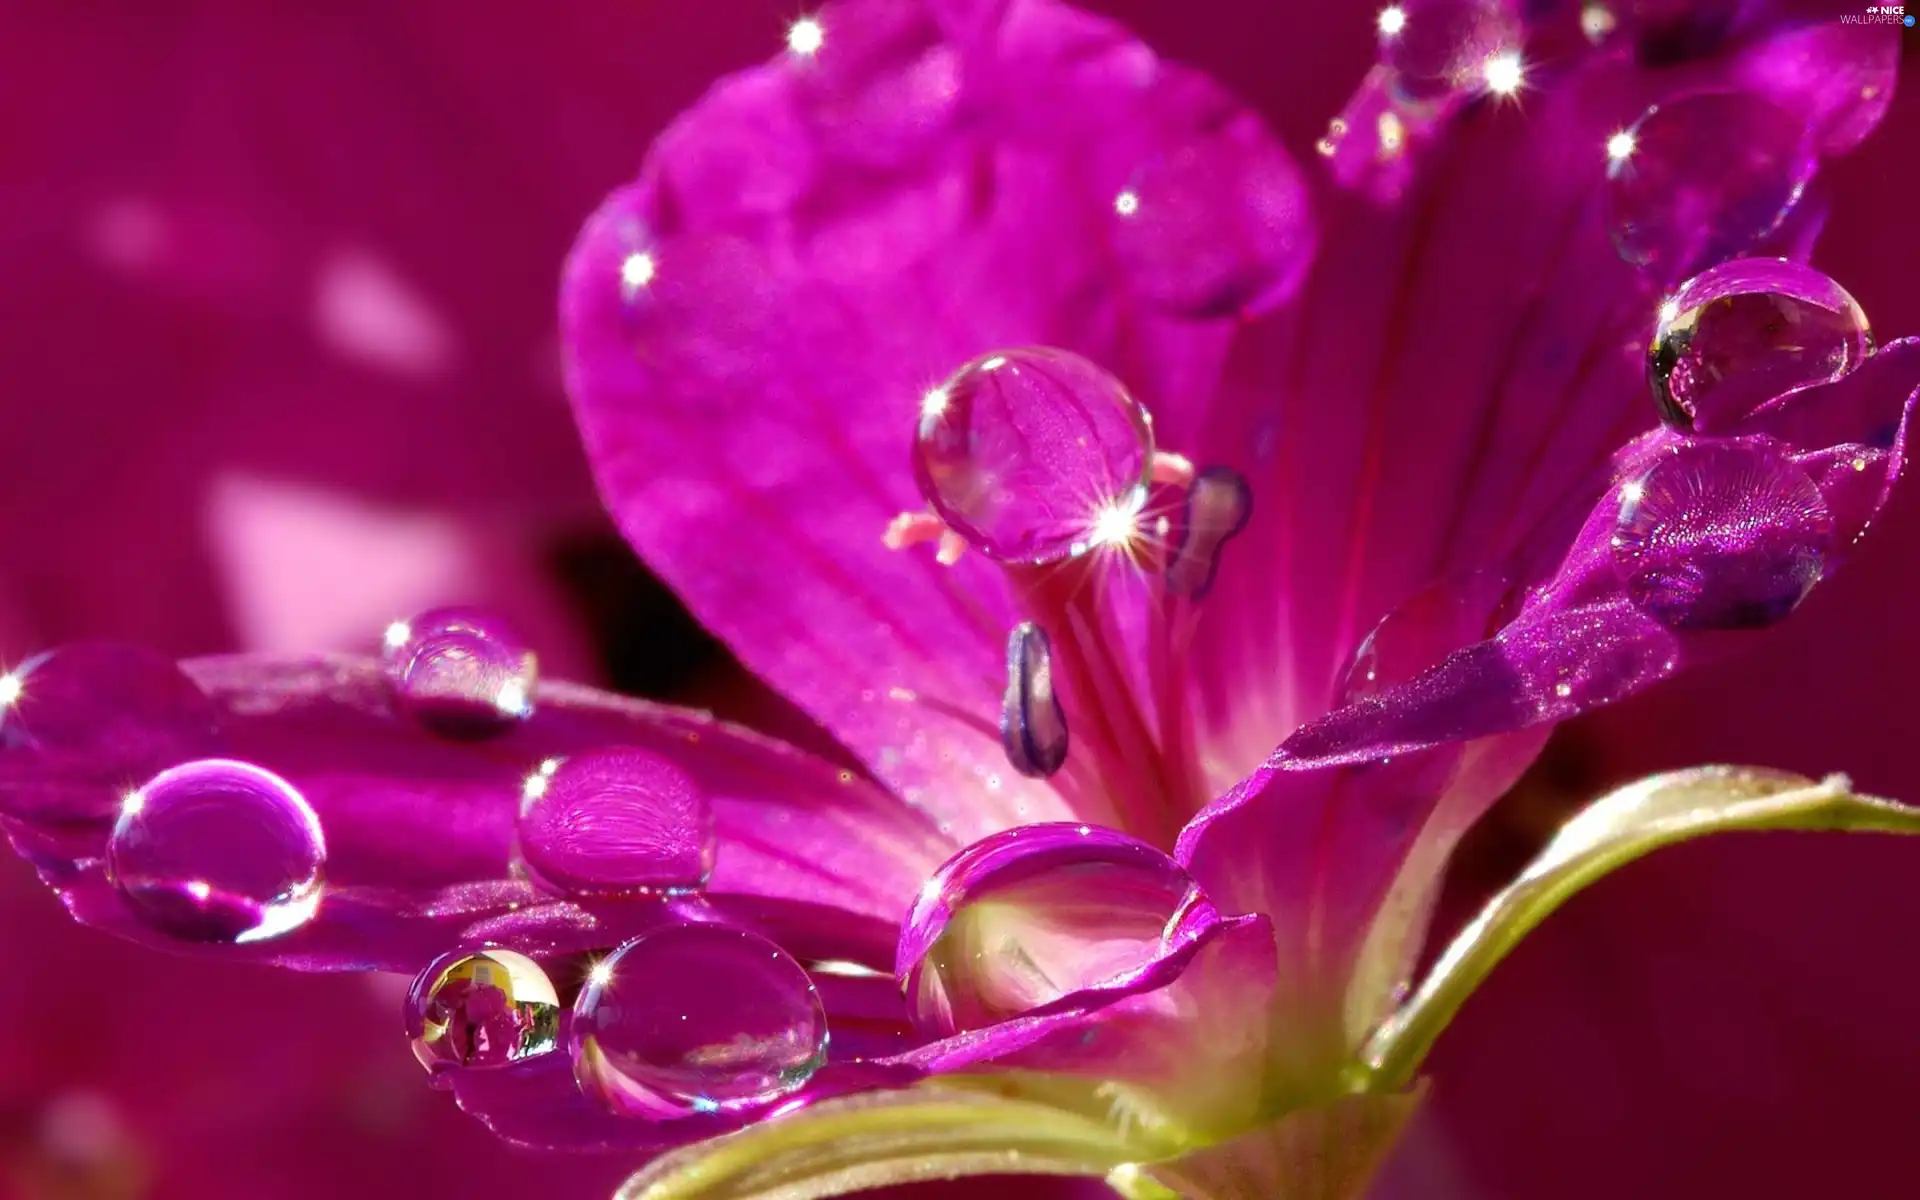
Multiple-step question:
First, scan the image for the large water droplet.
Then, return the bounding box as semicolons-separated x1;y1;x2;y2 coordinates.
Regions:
896;823;1211;1038
1611;439;1833;631
0;643;223;821
1111;121;1310;319
912;348;1154;564
516;748;716;896
1379;0;1522;106
1649;258;1871;432
571;924;828;1117
1340;568;1515;702
407;948;561;1079
106;759;326;943
381;608;537;738
1606;92;1811;283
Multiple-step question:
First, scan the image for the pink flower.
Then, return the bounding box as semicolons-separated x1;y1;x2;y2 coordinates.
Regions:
4;2;1918;1198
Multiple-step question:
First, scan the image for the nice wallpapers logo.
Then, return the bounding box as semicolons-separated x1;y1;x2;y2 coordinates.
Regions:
1843;6;1914;24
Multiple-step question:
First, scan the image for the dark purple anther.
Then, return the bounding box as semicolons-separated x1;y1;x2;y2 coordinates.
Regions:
1165;467;1252;600
1611;438;1834;631
1000;622;1068;778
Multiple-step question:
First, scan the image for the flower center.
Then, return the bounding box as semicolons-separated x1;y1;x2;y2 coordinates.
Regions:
888;346;1249;847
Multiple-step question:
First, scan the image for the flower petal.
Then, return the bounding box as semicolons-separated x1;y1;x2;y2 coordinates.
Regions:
1181;13;1900;783
1180;335;1920;1052
613;1084;1152;1200
1110;1088;1426;1200
1360;766;1920;1087
604;916;1278;1194
560;0;1303;839
3;653;948;970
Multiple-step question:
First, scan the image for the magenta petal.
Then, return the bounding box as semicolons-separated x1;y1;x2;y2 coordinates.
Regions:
2;653;950;971
561;0;1306;841
1178;337;1919;1021
1180;49;1671;778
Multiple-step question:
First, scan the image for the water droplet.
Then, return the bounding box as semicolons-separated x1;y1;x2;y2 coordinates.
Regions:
106;759;326;943
1611;439;1833;630
1165;467;1252;599
0;643;222;820
1606;92;1811;283
912;348;1154;564
1379;0;1521;106
571;924;827;1117
1649;258;1870;432
407;948;561;1077
1111;121;1310;319
897;824;1211;1037
381;608;537;738
999;623;1067;779
793;4;959;169
516;748;716;896
1340;569;1515;702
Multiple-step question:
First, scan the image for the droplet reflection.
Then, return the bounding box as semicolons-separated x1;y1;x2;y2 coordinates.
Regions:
106;759;326;944
407;948;561;1077
571;924;828;1117
1611;439;1833;631
897;824;1213;1038
912;347;1153;564
1649;258;1870;432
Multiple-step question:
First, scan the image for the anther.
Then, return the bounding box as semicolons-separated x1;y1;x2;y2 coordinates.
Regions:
1165;468;1251;599
1000;622;1068;778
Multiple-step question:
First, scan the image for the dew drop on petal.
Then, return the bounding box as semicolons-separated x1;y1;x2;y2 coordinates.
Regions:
407;948;561;1078
896;823;1213;1038
381;607;537;738
571;924;828;1118
106;759;326;944
912;347;1153;564
1340;568;1515;703
0;642;223;821
1649;258;1870;432
515;748;716;897
1379;0;1521;107
1611;439;1834;631
1111;122;1311;319
1605;92;1811;284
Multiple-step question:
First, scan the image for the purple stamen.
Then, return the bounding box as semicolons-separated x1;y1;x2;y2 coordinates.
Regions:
999;622;1069;778
1165;467;1252;600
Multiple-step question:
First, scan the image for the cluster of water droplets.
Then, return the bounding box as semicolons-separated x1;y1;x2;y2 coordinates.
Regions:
409;922;829;1120
1609;256;1870;630
1323;1;1885;685
387;627;836;1117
